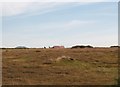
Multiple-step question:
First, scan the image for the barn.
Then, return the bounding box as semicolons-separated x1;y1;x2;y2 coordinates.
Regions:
52;46;65;49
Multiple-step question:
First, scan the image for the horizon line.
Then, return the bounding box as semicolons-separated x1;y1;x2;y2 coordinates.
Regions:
1;45;119;48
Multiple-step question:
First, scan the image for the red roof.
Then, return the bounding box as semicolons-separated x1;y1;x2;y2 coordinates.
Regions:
52;46;64;48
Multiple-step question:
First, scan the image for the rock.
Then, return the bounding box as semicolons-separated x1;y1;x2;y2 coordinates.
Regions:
55;56;74;62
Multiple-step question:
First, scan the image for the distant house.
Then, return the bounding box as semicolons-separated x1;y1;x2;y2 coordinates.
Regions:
52;46;65;49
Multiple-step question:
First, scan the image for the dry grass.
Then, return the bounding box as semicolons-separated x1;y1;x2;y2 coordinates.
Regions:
2;48;118;85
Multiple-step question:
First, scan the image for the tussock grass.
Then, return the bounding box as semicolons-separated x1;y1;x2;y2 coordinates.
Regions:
2;48;118;85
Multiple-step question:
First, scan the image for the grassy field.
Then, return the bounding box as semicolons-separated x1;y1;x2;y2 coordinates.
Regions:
2;48;118;85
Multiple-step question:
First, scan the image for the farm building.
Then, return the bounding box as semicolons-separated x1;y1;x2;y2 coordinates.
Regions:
52;46;65;49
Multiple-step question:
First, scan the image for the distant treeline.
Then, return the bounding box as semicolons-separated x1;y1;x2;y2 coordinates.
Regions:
110;46;120;48
71;45;93;49
1;45;119;49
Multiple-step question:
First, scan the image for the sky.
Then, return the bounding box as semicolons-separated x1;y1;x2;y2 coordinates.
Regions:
0;1;118;48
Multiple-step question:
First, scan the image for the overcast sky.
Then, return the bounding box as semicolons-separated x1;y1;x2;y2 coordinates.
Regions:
1;1;118;48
